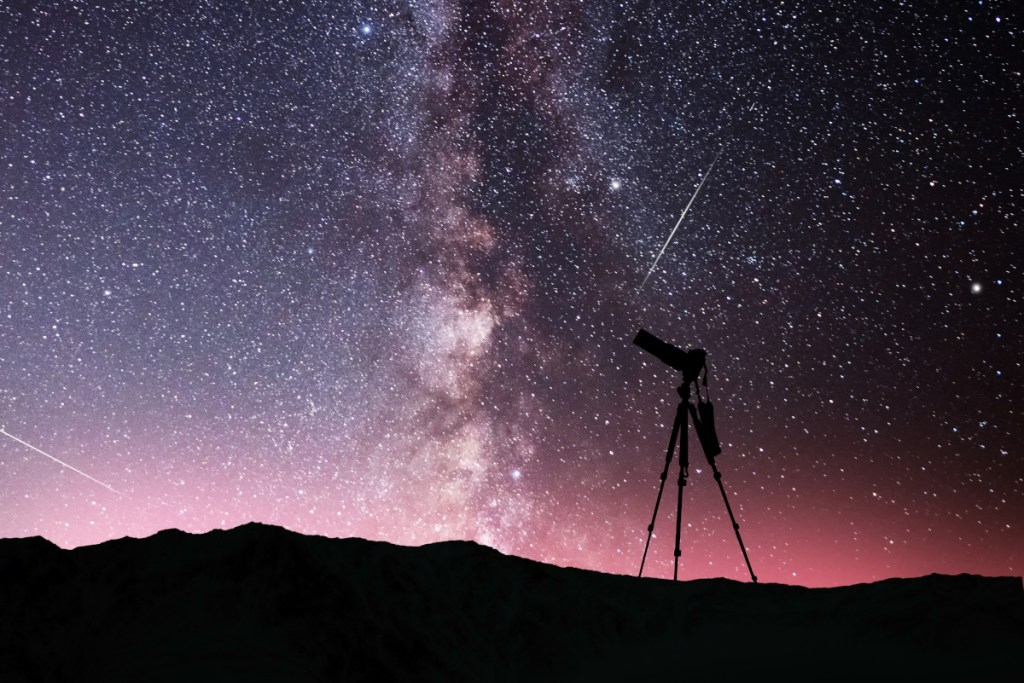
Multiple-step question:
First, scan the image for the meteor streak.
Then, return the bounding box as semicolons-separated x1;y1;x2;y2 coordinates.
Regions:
638;147;724;292
0;428;120;494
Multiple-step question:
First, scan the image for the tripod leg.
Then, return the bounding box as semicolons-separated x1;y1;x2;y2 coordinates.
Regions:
707;456;757;583
673;405;690;581
638;403;685;578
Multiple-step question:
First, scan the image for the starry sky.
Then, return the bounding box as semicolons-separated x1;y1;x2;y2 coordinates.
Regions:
1;0;1020;588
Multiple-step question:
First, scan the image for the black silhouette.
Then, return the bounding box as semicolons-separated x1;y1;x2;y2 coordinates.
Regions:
634;328;756;582
1;524;1022;680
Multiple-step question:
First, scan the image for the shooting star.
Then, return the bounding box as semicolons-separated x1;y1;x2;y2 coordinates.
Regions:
638;147;724;292
0;428;121;494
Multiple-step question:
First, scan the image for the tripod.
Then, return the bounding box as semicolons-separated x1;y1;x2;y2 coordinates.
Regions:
638;376;757;583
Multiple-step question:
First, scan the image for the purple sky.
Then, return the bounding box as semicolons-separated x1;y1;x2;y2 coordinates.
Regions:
1;0;1020;587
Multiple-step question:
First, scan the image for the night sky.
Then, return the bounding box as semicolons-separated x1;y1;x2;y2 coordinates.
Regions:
1;0;1020;588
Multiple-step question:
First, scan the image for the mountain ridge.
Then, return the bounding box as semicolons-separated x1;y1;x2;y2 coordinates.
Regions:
3;522;1021;681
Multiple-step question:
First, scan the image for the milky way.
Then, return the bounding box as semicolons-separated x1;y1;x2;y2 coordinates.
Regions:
1;0;1020;587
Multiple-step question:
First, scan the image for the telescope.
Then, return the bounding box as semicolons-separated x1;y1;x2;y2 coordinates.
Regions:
634;329;719;458
633;327;755;582
633;329;707;385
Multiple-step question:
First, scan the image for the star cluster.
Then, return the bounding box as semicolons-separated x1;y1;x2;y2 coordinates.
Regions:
0;0;1020;587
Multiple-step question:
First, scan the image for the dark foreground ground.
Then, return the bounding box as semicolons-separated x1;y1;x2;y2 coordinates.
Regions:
1;523;1021;681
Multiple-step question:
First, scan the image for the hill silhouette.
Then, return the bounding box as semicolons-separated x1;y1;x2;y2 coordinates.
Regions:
2;523;1021;681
